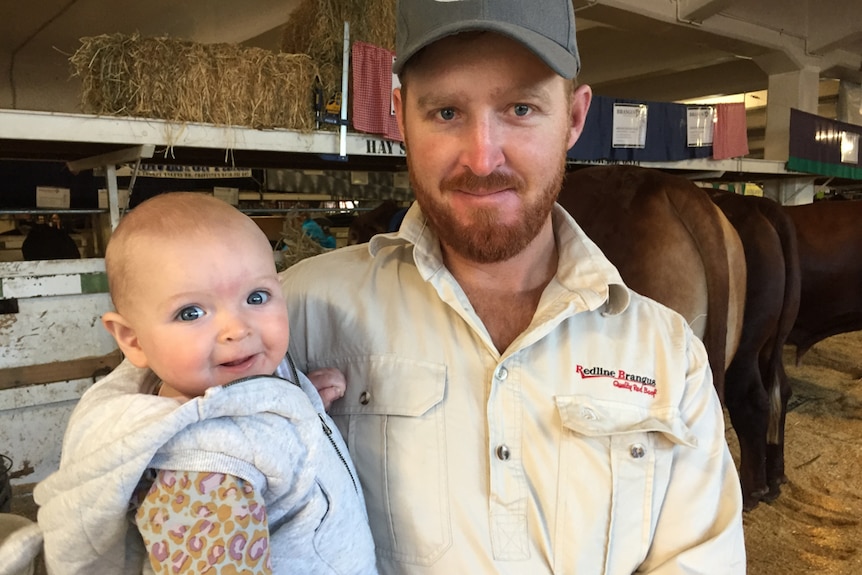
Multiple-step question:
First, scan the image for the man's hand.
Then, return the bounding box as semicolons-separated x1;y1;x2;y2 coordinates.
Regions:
307;367;347;411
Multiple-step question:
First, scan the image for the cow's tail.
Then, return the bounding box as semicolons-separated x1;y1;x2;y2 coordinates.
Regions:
762;200;801;443
663;178;731;402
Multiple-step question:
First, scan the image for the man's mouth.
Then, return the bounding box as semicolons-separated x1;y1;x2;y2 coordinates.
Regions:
441;170;523;195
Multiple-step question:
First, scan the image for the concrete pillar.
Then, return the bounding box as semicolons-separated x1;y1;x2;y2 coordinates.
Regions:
763;66;820;161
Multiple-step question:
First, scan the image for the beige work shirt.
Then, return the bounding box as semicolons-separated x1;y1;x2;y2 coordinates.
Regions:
280;203;745;574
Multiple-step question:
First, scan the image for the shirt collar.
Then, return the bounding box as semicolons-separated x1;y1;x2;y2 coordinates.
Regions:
368;202;630;316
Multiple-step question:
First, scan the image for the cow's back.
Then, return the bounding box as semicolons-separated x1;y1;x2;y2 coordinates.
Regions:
784;200;862;359
560;165;745;400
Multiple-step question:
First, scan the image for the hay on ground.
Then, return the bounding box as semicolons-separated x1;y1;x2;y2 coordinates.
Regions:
70;33;319;131
275;216;331;271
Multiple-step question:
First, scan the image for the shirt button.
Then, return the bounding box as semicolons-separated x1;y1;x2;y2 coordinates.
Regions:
495;444;511;461
495;366;508;381
359;391;371;405
630;444;646;459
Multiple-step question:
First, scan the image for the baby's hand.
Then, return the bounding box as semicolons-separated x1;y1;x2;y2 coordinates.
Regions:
307;367;347;411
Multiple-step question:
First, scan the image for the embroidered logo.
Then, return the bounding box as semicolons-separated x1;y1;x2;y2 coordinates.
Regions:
576;365;657;397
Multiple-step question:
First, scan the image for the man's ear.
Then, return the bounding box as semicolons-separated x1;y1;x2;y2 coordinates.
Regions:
567;83;593;150
102;311;148;368
393;87;405;139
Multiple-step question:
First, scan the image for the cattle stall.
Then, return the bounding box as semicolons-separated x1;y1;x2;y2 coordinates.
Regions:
0;259;119;484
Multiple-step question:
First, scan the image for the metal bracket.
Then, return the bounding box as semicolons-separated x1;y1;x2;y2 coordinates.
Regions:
66;144;155;231
338;22;350;160
65;144;155;174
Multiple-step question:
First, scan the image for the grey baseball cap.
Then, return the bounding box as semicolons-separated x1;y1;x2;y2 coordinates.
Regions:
394;0;581;79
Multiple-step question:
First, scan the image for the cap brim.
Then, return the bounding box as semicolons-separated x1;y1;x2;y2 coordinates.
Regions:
394;20;580;79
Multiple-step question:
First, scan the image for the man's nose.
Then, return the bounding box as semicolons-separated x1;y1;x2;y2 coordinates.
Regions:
460;116;504;177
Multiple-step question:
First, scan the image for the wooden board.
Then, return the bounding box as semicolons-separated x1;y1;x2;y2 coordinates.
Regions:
0;351;122;389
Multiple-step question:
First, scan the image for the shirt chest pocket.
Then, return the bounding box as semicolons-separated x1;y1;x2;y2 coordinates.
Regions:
553;395;697;574
328;356;450;566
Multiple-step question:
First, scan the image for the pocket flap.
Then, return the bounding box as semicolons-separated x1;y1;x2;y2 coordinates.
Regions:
555;395;697;447
328;355;447;417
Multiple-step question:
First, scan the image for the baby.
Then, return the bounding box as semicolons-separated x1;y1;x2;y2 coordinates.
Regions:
35;192;377;574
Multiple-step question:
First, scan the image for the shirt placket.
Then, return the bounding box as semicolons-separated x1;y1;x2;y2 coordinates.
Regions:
487;357;530;561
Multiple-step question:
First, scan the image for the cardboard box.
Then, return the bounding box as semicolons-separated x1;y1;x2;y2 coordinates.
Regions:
97;188;130;210
36;187;70;209
213;186;239;206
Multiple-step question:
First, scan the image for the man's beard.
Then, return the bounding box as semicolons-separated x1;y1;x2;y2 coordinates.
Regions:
409;159;566;264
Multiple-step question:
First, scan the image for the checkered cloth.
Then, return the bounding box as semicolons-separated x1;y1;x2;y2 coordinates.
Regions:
713;103;749;159
351;41;402;142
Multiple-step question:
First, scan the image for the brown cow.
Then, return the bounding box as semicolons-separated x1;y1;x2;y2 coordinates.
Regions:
784;200;862;362
709;191;801;510
560;166;746;402
561;167;801;509
347;200;406;245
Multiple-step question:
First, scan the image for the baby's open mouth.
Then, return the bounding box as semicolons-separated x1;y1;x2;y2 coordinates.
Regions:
222;355;254;368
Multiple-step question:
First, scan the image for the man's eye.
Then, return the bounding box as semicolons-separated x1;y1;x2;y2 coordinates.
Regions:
439;108;456;121
248;290;270;305
177;306;204;321
513;104;531;117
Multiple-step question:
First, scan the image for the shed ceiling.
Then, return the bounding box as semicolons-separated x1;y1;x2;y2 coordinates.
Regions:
1;0;861;112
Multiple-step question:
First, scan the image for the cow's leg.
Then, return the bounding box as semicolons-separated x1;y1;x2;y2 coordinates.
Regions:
725;359;770;511
763;363;792;501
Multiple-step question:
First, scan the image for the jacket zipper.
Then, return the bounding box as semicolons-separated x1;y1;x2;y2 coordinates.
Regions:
318;413;359;494
284;352;360;495
225;379;359;493
229;355;360;495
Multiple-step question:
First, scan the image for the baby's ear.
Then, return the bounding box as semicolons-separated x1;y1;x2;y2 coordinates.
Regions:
102;311;148;368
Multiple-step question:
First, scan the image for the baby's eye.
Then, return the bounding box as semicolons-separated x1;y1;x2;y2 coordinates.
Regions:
513;104;531;117
438;108;456;121
247;290;270;305
177;306;204;321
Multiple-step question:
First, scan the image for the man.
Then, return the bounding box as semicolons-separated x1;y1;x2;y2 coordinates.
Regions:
280;0;746;573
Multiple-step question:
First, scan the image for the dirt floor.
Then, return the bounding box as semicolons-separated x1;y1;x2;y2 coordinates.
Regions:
733;330;862;575
9;331;862;574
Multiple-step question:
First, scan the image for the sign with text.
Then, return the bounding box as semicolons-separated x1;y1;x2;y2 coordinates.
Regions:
687;107;715;147
138;165;253;179
841;131;859;164
612;103;648;148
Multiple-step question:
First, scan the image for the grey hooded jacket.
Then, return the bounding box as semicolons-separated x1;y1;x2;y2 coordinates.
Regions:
34;358;378;575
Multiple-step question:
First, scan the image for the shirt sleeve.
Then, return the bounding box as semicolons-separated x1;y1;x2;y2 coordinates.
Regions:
638;333;747;574
135;469;273;574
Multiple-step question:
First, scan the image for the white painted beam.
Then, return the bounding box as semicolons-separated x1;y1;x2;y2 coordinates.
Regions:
66;144;155;174
677;0;733;23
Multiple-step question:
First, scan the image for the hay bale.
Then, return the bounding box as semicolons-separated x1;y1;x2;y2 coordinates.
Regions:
281;0;396;100
70;33;319;131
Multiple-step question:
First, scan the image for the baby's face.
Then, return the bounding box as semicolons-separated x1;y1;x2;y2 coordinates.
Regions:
122;228;289;397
